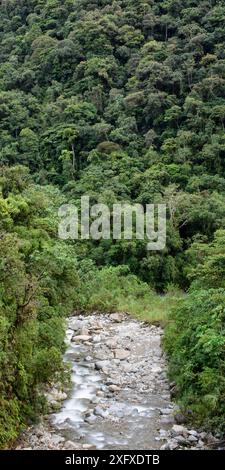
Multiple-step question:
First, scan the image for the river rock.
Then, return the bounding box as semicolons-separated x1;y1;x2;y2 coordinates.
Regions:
80;327;90;336
82;444;96;449
160;408;172;415
93;335;102;343
174;412;187;424
51;435;65;445
188;434;198;443
114;349;130;360
171;424;188;437
72;334;91;342
85;414;97;424
89;320;103;330
69;319;82;331
94;349;114;360
109;313;124;323
108;384;121;392
95;360;110;370
64;440;79;449
94;406;108;418
105;338;117;349
188;430;198;437
161;415;175;424
175;435;190;446
46;389;67;403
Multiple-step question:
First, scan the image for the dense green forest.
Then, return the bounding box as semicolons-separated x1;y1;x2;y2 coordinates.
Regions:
0;0;225;448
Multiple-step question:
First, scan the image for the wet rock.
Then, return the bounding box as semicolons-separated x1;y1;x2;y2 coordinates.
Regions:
94;406;108;418
85;355;93;362
84;415;97;424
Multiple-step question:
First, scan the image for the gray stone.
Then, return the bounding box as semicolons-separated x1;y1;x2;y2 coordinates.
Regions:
110;313;124;323
46;389;67;403
108;384;121;392
64;441;79;450
188;430;198;437
160;443;170;450
114;349;130;360
174;412;187;424
160;408;172;415
188;435;198;443
72;334;91;342
105;339;117;349
175;435;190;446
80;327;90;336
172;424;188;437
94;406;108;418
161;415;175;424
82;444;96;449
84;415;97;424
51;435;65;445
169;441;180;450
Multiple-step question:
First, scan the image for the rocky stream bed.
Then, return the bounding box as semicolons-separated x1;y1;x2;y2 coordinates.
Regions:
15;313;218;451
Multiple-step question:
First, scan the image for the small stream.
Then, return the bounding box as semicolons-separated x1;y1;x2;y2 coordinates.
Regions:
49;314;174;450
16;313;216;450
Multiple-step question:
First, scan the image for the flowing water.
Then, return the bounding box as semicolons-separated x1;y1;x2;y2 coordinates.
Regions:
50;314;174;450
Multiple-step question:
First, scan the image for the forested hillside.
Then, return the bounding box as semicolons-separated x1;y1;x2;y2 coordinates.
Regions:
0;0;225;448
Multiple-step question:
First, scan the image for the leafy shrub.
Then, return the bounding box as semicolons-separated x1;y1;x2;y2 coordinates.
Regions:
165;288;225;431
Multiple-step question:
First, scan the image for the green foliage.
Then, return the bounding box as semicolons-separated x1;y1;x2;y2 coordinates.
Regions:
165;230;225;433
1;0;225;444
0;165;79;448
76;262;181;324
1;1;225;289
